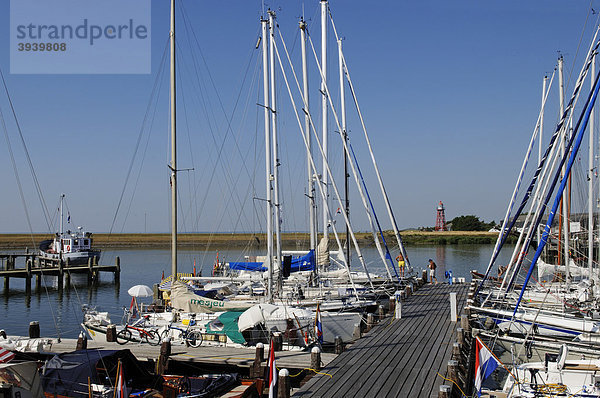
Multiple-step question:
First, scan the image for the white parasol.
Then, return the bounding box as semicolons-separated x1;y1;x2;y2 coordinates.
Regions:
127;284;153;297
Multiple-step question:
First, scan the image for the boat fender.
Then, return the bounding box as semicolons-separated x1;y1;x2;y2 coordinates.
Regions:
557;344;568;371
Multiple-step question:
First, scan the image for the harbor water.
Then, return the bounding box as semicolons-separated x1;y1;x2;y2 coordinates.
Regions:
0;244;514;339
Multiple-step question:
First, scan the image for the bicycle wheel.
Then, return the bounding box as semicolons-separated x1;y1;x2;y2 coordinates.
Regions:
186;330;202;348
116;329;132;345
144;329;161;346
160;329;170;342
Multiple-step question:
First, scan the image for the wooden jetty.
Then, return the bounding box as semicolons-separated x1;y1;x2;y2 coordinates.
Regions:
294;282;470;398
8;336;336;372
0;254;120;293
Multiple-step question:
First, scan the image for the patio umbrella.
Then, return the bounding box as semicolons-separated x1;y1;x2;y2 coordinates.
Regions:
127;284;153;297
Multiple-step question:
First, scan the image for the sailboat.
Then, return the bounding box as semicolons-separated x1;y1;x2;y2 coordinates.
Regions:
472;24;600;398
203;2;409;308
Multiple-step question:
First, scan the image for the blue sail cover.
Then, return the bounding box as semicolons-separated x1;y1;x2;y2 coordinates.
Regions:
228;250;315;272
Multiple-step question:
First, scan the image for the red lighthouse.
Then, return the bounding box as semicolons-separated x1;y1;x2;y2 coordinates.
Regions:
435;201;447;231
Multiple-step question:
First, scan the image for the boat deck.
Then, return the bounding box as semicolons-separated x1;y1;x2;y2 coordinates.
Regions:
293;282;469;398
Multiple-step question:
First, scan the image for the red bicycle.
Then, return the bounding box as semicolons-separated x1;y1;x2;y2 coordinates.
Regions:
115;308;161;346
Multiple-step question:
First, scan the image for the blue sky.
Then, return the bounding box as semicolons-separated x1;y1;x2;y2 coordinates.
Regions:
0;0;598;234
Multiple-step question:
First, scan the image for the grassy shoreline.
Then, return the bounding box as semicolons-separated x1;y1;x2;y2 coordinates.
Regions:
0;231;503;250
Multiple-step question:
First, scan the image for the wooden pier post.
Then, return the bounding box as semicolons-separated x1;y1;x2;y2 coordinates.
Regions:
35;274;41;290
25;258;32;295
106;325;117;342
378;305;385;321
457;327;465;346
388;296;395;314
311;347;321;371
438;385;451;398
29;321;40;338
461;314;471;332
452;342;462;361
334;336;344;354
277;369;290;398
57;259;65;291
447;360;460;389
114;256;121;283
422;269;428;283
3;276;8;291
250;342;264;378
272;332;282;352
157;339;171;375
87;258;93;284
76;332;88;350
367;313;375;331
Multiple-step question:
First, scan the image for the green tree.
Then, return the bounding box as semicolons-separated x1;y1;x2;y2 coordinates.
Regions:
450;215;487;231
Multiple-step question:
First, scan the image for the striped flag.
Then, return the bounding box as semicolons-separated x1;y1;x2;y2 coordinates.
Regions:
474;336;500;396
268;339;277;398
314;303;323;345
0;347;14;363
115;359;127;398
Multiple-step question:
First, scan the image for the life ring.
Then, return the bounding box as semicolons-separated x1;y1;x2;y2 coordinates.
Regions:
66;245;70;251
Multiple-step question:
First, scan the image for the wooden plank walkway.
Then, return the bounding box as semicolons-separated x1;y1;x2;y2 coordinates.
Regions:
15;337;337;370
294;283;469;398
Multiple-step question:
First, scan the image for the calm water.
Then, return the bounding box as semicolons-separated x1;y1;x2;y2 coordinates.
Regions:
0;244;514;339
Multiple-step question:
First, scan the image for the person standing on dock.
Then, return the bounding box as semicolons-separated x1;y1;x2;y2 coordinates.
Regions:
395;253;405;278
428;259;438;284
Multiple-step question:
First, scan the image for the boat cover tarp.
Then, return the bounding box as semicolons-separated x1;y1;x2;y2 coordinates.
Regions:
41;349;156;397
170;281;252;313
205;311;246;344
170;374;240;396
0;361;43;396
228;250;315;272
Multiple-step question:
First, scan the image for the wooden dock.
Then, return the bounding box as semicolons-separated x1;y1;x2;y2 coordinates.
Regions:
293;283;469;398
0;254;120;292
11;337;336;371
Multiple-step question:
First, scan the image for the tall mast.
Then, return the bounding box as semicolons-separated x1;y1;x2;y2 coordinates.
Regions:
269;10;283;292
589;54;596;276
338;38;350;266
321;0;329;248
538;75;547;245
59;193;65;235
169;0;177;281
558;56;565;266
559;56;571;282
300;18;317;259
261;17;274;303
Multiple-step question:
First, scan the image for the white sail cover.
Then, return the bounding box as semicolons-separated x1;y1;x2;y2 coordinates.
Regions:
536;258;586;282
317;237;330;267
170;281;253;313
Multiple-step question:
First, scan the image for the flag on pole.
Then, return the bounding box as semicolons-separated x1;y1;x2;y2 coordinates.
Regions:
115;359;127;398
314;303;323;345
0;347;15;363
474;336;500;396
268;339;277;398
67;212;70;223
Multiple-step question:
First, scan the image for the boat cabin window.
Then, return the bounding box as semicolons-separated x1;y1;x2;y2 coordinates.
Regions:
73;239;79;246
84;239;89;246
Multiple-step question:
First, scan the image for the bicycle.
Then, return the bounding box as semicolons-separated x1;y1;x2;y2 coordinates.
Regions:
116;307;161;346
160;313;202;348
